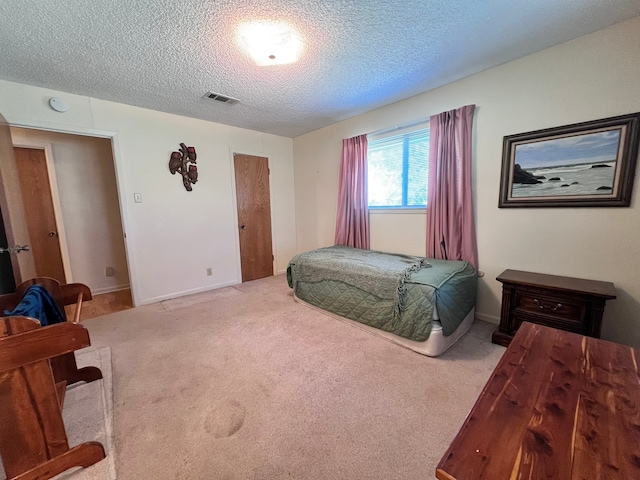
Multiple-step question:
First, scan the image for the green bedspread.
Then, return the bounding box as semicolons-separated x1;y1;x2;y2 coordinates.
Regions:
287;246;477;342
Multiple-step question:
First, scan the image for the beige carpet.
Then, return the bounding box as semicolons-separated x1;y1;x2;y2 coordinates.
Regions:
76;274;505;479
0;347;115;480
56;347;116;480
161;287;243;311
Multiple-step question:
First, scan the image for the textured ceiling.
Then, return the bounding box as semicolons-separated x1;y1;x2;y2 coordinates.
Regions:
0;1;639;138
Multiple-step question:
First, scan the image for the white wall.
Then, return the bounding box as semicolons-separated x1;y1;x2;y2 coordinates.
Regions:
292;17;640;347
370;210;426;256
10;127;129;294
0;81;297;305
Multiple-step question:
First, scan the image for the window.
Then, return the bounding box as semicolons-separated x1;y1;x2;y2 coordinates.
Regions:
367;128;430;208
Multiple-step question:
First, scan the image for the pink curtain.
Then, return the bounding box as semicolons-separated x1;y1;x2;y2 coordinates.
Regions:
426;105;478;270
334;134;370;249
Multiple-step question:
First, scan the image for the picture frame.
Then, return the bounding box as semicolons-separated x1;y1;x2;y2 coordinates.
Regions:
498;112;640;208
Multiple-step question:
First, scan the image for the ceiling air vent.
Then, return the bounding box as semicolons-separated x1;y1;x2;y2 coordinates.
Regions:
203;91;240;105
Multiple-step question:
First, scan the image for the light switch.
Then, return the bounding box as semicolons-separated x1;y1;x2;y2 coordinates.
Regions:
134;193;142;203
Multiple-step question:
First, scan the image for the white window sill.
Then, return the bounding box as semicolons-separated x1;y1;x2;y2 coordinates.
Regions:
369;208;426;215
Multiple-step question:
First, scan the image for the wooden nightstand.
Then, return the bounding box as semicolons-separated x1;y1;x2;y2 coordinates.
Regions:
491;269;616;347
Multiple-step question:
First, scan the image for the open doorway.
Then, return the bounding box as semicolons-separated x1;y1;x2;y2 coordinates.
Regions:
0;205;16;293
2;126;133;318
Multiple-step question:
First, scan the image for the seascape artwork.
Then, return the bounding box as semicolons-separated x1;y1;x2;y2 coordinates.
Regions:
510;129;622;198
499;113;639;208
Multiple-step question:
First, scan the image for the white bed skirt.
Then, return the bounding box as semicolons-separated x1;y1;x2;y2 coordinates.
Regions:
293;293;475;357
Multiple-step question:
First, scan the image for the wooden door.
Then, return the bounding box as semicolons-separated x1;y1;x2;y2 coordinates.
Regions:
0;113;35;291
234;154;274;282
14;147;66;283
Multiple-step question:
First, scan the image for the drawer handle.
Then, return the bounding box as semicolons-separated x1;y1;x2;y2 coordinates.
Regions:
533;299;563;311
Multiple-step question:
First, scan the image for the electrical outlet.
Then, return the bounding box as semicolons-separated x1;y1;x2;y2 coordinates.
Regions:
206;267;213;276
105;266;114;277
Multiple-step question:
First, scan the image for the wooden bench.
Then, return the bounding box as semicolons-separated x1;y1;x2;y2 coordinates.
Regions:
0;278;105;480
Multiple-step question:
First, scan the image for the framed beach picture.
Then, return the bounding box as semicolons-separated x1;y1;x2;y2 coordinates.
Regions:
498;112;640;207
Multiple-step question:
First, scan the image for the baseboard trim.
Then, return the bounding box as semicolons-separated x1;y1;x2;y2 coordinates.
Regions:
138;279;241;306
475;312;500;324
92;284;130;295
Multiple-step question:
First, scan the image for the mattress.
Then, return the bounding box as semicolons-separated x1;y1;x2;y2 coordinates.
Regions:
287;246;477;343
294;294;475;357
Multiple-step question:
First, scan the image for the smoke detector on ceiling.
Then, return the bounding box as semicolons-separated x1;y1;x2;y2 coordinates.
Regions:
203;92;240;105
49;97;69;113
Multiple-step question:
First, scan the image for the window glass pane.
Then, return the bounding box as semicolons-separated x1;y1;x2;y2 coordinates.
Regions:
368;143;403;207
367;127;429;208
407;137;429;206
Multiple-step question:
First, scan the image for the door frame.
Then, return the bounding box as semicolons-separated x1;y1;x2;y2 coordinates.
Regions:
228;148;278;283
12;142;72;282
7;121;139;305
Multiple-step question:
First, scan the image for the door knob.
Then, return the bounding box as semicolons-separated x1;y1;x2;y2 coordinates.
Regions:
49;231;57;237
240;225;246;230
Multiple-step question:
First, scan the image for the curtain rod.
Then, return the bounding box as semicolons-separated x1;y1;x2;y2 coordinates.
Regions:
367;118;430;137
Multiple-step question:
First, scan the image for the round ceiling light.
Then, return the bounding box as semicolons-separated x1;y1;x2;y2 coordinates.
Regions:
239;22;303;66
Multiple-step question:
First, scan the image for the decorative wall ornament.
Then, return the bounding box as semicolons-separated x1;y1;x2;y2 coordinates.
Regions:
499;112;640;208
169;143;198;191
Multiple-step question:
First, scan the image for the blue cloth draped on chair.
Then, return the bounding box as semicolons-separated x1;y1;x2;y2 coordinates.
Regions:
4;285;66;326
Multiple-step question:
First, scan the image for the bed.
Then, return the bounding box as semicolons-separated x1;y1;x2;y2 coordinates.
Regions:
287;246;477;356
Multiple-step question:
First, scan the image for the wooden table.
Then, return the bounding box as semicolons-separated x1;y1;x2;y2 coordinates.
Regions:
436;322;640;479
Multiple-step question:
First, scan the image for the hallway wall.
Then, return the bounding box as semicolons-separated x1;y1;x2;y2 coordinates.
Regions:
0;80;297;305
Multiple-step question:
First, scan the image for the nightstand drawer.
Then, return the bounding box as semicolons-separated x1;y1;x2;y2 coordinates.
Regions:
511;312;585;336
514;292;585;324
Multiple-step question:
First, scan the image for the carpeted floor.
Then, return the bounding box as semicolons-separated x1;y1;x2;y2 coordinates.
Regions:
77;274;504;479
56;347;116;480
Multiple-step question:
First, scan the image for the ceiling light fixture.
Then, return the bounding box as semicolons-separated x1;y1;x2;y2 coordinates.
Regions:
239;22;303;66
